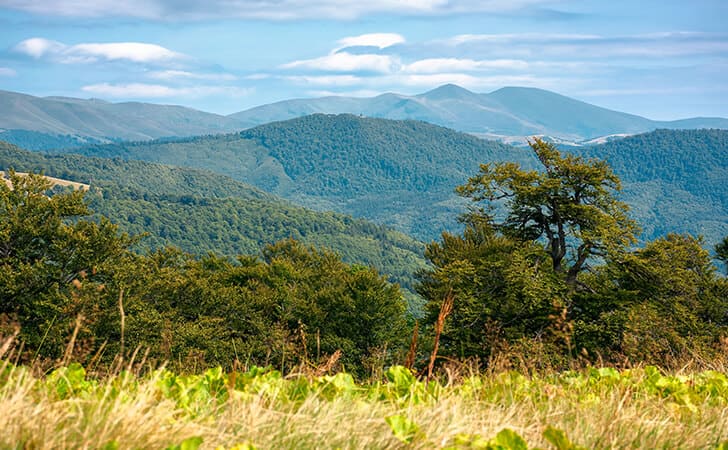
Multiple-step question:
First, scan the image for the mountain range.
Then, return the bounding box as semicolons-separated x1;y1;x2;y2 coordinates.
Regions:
2;85;727;147
41;115;728;247
0;89;247;142
231;85;728;143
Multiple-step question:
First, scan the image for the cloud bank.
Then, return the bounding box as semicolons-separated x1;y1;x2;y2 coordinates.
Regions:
81;82;252;98
270;30;728;103
0;0;558;20
14;38;187;64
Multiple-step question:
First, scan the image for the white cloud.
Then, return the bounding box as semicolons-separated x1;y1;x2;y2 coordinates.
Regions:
71;42;185;63
13;37;65;58
82;82;252;98
275;32;584;95
0;0;163;19
0;67;17;77
442;32;728;59
404;58;529;73
0;0;556;20
445;33;602;45
148;70;237;81
14;38;187;65
284;75;364;86
306;89;390;98
281;52;400;73
336;33;405;50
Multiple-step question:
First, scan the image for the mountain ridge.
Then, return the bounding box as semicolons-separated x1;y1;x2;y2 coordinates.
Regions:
1;86;727;146
229;85;728;143
0;89;251;141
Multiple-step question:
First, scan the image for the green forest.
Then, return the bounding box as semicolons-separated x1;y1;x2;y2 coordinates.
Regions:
43;115;728;246
44;114;533;239
0;141;426;299
0;129;108;151
2;138;727;378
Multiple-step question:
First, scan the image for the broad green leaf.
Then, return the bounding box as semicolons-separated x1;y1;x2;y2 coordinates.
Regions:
166;436;203;450
385;414;420;444
542;426;584;450
492;429;529;450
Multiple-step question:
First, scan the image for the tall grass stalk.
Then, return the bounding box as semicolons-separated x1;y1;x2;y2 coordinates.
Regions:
1;358;727;449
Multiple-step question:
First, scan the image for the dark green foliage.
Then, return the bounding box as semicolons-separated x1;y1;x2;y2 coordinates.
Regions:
419;141;728;368
579;129;728;197
716;236;728;275
0;141;426;293
456;138;637;287
0;171;134;357
42;118;728;250
417;220;565;360
93;241;408;375
239;114;522;195
1;175;409;374
46;114;531;239
574;234;728;363
575;129;728;245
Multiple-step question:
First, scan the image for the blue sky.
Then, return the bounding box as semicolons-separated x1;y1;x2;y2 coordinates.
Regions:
0;0;726;119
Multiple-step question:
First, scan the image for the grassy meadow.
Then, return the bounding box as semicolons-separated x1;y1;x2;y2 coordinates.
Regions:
3;329;728;450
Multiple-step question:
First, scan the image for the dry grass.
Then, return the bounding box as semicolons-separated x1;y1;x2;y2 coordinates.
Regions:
1;356;727;450
0;171;90;191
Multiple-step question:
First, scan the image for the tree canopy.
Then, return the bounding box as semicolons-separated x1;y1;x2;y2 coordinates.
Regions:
419;142;728;369
0;171;409;375
457;138;638;287
0;170;134;355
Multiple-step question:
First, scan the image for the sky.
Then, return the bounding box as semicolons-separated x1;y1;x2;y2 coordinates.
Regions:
0;0;726;120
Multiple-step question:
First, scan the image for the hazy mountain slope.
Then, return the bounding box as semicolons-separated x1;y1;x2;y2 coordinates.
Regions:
0;141;426;291
229;85;728;141
485;87;655;139
0;90;249;141
573;129;728;245
656;117;728;129
3;86;726;146
49;114;535;239
0;129;107;150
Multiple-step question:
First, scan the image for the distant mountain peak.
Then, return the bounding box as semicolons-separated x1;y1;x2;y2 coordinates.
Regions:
44;96;109;104
2;86;727;145
491;85;554;94
419;83;477;100
489;86;579;101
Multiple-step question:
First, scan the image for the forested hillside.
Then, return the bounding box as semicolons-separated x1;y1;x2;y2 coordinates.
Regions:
0;141;426;295
46;114;533;239
0;129;107;150
576;129;728;245
4;138;727;380
44;116;728;247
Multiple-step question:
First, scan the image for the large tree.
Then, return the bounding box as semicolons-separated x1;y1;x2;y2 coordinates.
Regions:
0;171;133;356
457;138;638;287
417;220;566;360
